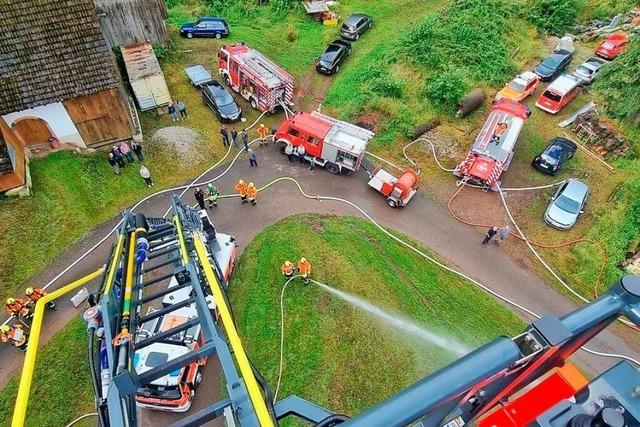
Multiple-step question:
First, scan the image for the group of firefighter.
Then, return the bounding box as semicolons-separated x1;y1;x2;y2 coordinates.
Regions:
281;258;312;284
234;179;259;205
2;287;56;351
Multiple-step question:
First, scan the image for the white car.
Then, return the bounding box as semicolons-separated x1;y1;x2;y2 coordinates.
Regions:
544;179;588;230
572;57;607;84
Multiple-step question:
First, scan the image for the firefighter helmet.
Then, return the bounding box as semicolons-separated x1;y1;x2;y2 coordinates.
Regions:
6;298;15;305
0;325;9;334
239;179;245;185
25;287;34;295
300;257;307;263
249;182;255;188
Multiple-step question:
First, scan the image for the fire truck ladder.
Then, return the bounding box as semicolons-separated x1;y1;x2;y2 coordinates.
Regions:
93;197;278;427
311;111;375;141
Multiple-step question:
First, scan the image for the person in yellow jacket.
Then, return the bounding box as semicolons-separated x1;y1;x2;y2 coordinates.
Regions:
246;182;258;206
280;261;295;281
297;257;311;284
258;123;268;146
235;179;248;203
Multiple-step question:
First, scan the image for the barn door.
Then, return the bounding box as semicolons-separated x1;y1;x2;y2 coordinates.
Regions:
12;118;53;147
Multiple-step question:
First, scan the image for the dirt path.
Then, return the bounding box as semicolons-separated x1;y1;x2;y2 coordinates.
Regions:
2;142;638;397
294;64;333;111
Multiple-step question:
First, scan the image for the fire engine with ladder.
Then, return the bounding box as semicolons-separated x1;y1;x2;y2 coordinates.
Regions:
10;194;640;427
454;99;531;191
218;43;294;113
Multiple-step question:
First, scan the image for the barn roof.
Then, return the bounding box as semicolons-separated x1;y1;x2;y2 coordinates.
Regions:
0;0;119;115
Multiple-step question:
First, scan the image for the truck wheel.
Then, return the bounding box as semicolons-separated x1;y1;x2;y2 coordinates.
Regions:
187;32;193;39
278;140;289;154
224;74;231;87
250;98;258;110
325;162;340;175
387;198;398;208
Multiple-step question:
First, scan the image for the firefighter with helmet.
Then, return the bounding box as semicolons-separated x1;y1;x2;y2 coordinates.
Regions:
298;258;311;284
258;123;268;146
235;179;248;203
1;324;28;351
280;261;295;282
246;182;258;206
5;297;31;319
25;287;57;310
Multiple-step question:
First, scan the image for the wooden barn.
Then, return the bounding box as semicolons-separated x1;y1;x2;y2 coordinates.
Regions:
0;0;139;194
94;0;170;48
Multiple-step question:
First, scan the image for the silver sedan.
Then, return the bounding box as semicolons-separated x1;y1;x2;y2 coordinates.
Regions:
544;179;589;230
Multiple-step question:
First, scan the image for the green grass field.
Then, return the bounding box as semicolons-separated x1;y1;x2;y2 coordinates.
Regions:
229;214;524;417
0;317;94;427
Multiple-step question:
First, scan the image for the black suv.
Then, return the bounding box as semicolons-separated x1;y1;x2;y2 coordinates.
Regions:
533;50;573;82
339;14;372;40
316;39;352;75
180;17;229;39
203;80;241;122
532;137;577;175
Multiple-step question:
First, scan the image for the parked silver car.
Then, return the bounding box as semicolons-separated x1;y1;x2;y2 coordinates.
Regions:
572;57;607;84
544;179;588;230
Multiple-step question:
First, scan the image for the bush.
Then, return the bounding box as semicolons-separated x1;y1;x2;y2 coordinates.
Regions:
593;38;640;126
424;69;469;112
526;0;584;35
370;75;405;99
286;27;298;42
401;0;515;86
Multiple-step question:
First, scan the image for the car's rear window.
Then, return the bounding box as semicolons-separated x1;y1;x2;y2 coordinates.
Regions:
542;90;562;102
577;65;593;75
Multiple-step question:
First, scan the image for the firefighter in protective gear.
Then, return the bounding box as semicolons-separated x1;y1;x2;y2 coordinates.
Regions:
1;324;28;350
206;183;218;208
5;297;30;318
297;258;311;284
25;287;56;310
246;182;258;206
280;261;295;281
258;123;268;146
235;179;248;203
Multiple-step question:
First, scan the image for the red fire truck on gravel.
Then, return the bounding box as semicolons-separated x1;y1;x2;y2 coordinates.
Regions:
453;99;530;191
218;43;294;113
274;111;375;174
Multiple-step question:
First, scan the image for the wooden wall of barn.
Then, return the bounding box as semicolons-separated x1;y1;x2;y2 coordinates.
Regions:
0;118;27;191
63;88;134;147
94;0;169;48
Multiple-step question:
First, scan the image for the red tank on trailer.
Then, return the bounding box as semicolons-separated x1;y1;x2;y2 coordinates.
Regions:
368;168;419;207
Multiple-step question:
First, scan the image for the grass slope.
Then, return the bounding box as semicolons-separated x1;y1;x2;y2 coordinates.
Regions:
229;214;524;418
0;317;94;427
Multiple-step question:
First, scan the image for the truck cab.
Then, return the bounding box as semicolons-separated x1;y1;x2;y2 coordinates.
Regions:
275;111;374;174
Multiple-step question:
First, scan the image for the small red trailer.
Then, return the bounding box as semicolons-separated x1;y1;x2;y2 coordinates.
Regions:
453;99;530;191
218;43;294;113
274;111;375;174
368;168;419;207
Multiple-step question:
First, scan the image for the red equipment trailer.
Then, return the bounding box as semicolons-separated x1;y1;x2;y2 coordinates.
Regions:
274;111;375;174
218;43;294;113
453;99;530;191
368;168;419;207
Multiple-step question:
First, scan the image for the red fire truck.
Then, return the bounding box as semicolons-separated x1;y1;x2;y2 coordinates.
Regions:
218;43;294;113
274;111;375;174
453;99;530;191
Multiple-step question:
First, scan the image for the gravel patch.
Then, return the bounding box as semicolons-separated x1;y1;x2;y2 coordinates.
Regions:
151;126;202;167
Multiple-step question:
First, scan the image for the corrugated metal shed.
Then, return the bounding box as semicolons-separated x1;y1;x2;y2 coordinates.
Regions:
0;0;119;115
122;43;171;110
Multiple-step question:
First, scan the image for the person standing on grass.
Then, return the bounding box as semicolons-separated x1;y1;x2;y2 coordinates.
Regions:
248;148;258;167
108;152;121;175
131;141;144;161
177;100;188;120
241;129;250;151
120;141;134;164
139;165;154;187
258;123;268;146
168;102;178;122
231;128;239;147
220;125;229;147
481;226;498;246
112;146;125;168
194;187;206;210
495;225;511;245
